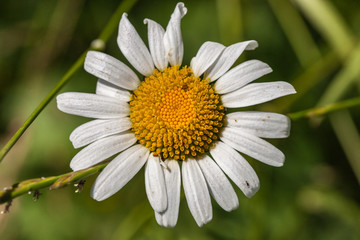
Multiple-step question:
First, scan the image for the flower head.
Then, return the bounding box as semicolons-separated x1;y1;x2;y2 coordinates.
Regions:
57;2;296;227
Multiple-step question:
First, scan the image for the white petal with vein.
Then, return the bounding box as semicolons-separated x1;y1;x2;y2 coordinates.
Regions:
155;160;181;228
226;111;290;138
70;117;132;148
190;41;225;77
164;2;187;66
70;132;137;171
91;144;150;201
57;92;129;118
214;60;272;94
84;51;140;90
197;155;239;211
118;13;154;76
182;159;212;227
96;79;131;102
204;40;258;81
145;154;167;213
210;141;260;198
221;127;285;167
222;81;296;108
144;18;168;71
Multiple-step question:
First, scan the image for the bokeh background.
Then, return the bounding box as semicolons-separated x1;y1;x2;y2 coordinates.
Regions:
1;0;360;239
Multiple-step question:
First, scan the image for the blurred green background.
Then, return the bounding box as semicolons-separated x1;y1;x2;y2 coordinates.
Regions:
1;0;360;239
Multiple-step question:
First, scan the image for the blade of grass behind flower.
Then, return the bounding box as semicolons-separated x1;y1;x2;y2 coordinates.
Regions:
299;186;360;226
268;0;321;67
293;0;355;59
265;50;340;112
0;0;139;164
329;111;360;184
317;43;360;106
110;200;153;240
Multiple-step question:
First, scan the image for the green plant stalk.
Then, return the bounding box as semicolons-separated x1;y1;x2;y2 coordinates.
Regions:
0;0;138;164
288;96;360;120
317;42;360;107
329;111;360;185
0;163;107;204
0;53;85;164
293;0;354;59
111;200;153;240
268;0;321;67
270;50;340;113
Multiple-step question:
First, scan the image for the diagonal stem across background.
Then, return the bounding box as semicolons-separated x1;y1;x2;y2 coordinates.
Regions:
0;0;138;164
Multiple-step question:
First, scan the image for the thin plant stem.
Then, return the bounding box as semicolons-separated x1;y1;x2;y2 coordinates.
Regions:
0;0;138;164
0;53;85;164
0;163;107;204
272;50;340;113
288;96;360;120
268;0;321;67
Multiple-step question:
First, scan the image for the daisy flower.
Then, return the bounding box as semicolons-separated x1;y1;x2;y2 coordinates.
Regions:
57;2;296;227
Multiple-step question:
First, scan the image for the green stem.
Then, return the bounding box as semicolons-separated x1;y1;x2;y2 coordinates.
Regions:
288;96;360;120
0;53;85;164
0;0;138;164
98;0;138;42
0;163;107;204
272;50;340;113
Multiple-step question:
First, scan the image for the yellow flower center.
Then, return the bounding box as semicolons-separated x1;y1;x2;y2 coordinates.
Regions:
158;87;196;129
130;65;225;161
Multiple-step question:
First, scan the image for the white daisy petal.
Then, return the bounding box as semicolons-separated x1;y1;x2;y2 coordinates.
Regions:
155;160;181;228
70;132;137;171
145;154;167;213
56;2;295;229
70;118;132;148
226;111;291;139
214;60;272;94
210;141;260;198
84;51;140;90
144;18;168;71
190;41;225;77
221;127;285;167
182;159;212;227
197;155;239;211
221;81;297;108
57;92;129;119
204;40;258;82
91;144;150;201
96;79;131;102
118;13;154;76
164;2;187;66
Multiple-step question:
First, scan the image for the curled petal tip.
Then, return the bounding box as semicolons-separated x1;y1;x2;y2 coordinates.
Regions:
247;40;258;50
174;2;187;18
